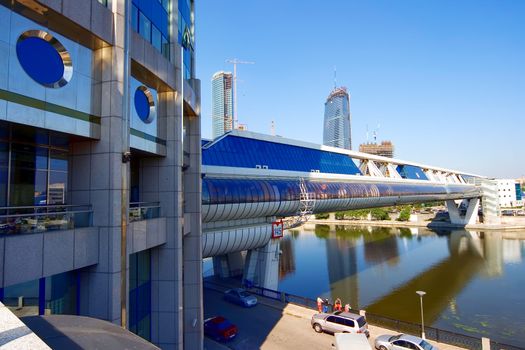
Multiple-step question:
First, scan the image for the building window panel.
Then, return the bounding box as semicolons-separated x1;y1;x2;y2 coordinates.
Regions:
132;5;139;32
152;26;162;51
161;35;170;59
139;12;151;42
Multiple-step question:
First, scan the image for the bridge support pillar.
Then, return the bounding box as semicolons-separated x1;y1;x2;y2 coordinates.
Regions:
446;198;480;226
243;239;280;290
243;250;259;284
212;252;244;278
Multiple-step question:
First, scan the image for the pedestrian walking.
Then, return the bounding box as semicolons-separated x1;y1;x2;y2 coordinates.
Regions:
334;298;342;311
317;297;323;313
344;303;351;312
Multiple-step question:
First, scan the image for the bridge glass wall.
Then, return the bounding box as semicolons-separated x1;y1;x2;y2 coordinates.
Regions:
203;135;362;175
202;178;475;205
396;165;428;180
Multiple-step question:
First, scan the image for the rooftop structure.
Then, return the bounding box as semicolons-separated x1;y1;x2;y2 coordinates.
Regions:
359;141;395;158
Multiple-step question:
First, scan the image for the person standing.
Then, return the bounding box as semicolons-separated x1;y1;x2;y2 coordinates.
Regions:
334;298;342;311
323;299;330;313
317;297;323;313
344;303;351;312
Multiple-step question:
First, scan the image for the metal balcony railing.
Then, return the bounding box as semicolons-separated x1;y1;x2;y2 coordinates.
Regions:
0;205;93;235
129;202;160;222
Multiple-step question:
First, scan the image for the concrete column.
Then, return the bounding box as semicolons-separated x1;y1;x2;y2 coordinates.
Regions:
243;249;259;284
149;89;184;349
71;0;128;325
446;198;479;226
254;239;280;290
227;252;244;277
212;255;230;278
182;79;203;349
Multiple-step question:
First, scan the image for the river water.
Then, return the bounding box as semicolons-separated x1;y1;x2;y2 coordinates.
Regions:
277;224;525;347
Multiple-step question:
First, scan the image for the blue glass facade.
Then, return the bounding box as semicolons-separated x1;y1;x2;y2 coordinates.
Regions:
202;135;362;175
0;122;69;208
396;165;428;180
0;271;79;317
202;178;473;205
132;0;170;59
516;183;522;201
129;250;151;341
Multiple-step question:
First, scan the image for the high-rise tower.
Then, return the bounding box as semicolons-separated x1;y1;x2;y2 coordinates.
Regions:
212;71;233;138
323;87;352;150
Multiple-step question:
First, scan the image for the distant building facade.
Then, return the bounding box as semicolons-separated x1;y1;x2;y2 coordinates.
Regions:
212;71;233;139
497;179;523;208
323;87;351;150
359;141;394;158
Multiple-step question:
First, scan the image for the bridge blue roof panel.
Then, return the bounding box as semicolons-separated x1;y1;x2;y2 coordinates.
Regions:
202;135;362;175
396;165;428;180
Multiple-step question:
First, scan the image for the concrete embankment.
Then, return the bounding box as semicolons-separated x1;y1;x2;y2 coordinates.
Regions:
306;216;525;232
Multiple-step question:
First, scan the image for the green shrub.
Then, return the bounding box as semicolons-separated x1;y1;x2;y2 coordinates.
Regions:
315;213;329;220
370;208;390;221
335;211;347;220
397;207;411;221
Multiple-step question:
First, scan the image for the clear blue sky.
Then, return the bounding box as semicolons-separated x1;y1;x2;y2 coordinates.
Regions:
195;0;524;178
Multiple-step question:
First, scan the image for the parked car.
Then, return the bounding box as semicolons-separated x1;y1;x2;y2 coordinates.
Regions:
332;333;372;350
374;333;438;350
203;316;238;342
224;288;258;307
311;311;369;337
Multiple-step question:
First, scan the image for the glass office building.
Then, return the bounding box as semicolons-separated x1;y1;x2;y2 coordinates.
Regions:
0;0;202;348
211;71;233;139
323;87;352;150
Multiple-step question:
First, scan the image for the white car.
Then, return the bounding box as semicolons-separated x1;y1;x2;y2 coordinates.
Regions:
374;334;438;350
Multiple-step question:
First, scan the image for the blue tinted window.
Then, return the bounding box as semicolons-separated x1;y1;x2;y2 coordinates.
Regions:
132;5;139;32
16;37;64;86
139;12;151;42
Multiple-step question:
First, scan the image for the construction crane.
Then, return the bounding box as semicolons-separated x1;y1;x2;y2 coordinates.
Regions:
226;58;255;130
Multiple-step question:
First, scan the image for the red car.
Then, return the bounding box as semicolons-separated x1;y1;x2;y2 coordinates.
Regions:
204;316;238;342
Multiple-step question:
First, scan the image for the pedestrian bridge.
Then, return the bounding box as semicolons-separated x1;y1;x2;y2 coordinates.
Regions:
200;131;486;288
202;130;481;225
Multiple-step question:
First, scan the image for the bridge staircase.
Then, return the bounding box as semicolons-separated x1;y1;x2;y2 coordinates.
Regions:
283;178;316;229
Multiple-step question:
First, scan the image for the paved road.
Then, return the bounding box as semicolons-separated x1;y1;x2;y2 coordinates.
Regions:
203;285;466;350
204;287;334;350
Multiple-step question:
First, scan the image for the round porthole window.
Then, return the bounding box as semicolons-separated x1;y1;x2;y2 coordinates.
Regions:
16;30;72;88
134;86;156;124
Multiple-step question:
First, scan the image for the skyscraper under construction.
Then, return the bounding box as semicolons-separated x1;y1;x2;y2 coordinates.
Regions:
323;87;352;150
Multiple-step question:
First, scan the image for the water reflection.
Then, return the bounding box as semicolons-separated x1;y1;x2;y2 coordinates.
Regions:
278;224;525;347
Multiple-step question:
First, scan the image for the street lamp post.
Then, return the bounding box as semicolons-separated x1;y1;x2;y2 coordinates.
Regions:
416;291;426;339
